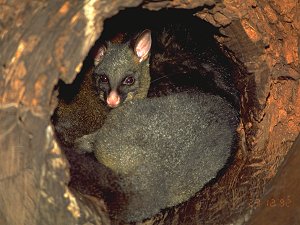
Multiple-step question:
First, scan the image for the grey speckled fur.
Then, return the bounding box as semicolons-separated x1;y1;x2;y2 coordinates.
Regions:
75;92;238;222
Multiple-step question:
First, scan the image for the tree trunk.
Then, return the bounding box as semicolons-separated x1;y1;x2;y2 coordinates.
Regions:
0;0;299;225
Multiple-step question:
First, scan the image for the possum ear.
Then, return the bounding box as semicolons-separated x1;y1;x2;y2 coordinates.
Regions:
134;30;151;63
94;44;107;66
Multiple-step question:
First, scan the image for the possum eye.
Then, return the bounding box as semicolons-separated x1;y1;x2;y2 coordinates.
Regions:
99;74;109;83
123;76;135;85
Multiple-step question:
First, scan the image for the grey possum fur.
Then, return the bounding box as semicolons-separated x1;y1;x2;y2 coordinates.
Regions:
75;92;238;222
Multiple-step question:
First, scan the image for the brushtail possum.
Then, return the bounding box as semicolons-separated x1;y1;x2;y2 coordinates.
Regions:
75;92;238;222
65;27;238;221
74;30;239;221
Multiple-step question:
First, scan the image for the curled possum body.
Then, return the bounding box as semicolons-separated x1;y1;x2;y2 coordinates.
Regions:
54;19;240;221
75;92;238;222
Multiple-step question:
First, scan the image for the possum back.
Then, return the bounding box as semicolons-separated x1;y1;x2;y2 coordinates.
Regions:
79;92;238;221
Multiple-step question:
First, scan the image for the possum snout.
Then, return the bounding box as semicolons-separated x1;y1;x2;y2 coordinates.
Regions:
107;90;121;108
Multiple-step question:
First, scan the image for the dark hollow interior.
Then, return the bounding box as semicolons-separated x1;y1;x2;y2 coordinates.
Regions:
52;7;246;223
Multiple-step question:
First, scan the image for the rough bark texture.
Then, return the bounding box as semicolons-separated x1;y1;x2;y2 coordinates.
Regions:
0;0;299;225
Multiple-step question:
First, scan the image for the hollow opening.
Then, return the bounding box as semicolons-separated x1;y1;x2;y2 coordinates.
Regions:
52;7;248;224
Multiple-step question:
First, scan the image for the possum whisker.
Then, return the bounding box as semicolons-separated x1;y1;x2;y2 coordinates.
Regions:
150;74;172;84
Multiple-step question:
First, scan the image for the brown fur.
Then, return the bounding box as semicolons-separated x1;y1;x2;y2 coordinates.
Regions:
53;69;109;146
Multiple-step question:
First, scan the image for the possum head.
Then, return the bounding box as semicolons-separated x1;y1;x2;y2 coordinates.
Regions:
93;30;152;108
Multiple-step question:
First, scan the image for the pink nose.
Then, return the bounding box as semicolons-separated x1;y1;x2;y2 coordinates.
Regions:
107;91;120;108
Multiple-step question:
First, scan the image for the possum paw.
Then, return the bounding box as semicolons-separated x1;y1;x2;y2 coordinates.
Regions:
74;134;95;154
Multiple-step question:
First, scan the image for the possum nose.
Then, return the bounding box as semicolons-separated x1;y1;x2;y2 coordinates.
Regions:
107;91;121;108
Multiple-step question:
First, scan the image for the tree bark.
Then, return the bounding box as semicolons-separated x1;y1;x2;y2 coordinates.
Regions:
0;0;299;225
246;133;300;225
